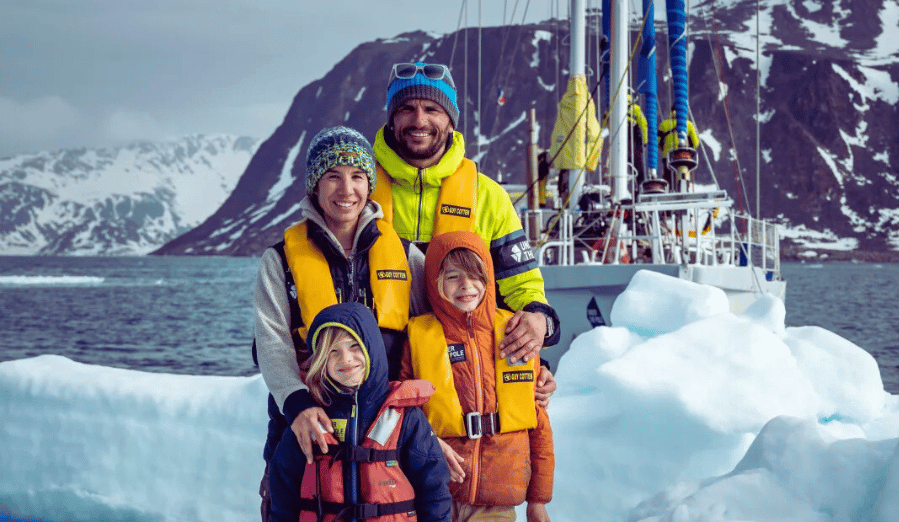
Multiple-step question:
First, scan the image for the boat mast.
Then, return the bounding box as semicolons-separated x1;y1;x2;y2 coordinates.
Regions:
755;0;761;218
609;0;629;203
568;0;587;207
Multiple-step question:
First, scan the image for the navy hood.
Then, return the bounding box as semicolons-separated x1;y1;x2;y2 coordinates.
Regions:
305;302;390;421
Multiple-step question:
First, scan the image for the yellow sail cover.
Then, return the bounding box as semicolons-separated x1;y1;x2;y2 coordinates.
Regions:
548;75;601;170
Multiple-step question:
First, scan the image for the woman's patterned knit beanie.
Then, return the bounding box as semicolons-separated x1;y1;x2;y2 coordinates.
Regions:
385;63;459;128
305;126;376;195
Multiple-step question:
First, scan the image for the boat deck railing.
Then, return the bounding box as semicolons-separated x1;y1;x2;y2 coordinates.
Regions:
521;194;782;278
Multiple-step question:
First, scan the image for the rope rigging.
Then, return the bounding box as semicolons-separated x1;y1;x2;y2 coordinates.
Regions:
700;1;752;216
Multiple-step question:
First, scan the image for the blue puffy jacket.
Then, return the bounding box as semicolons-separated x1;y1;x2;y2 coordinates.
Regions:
267;302;451;522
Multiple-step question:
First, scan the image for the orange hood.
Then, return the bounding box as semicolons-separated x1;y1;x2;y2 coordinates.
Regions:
424;231;496;336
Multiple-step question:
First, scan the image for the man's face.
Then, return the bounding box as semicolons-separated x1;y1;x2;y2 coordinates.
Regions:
391;99;453;168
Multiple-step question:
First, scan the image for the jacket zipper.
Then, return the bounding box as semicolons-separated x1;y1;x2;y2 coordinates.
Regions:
415;168;423;242
349;391;360;522
346;254;356;303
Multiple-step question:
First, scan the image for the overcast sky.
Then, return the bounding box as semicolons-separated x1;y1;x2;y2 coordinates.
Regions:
0;0;572;158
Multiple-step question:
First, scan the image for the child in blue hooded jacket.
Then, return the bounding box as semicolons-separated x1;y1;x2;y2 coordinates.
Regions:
267;302;451;522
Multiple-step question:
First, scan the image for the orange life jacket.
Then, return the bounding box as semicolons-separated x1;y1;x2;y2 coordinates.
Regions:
298;381;433;522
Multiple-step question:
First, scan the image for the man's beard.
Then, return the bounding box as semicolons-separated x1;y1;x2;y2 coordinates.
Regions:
393;126;450;161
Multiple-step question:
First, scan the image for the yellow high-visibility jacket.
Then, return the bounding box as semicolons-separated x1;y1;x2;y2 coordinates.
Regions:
372;128;549;313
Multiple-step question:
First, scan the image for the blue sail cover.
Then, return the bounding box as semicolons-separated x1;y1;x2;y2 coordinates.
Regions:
666;0;689;143
638;0;658;171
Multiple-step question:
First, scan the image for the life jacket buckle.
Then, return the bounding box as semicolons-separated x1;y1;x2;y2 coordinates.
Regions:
465;412;499;439
465;412;483;439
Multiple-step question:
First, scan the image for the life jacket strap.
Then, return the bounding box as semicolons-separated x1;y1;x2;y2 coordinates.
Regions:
313;443;401;463
298;498;416;521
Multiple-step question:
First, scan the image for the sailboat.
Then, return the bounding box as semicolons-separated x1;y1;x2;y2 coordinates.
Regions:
520;0;787;369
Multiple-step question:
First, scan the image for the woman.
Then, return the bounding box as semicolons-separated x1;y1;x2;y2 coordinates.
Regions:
253;126;427;519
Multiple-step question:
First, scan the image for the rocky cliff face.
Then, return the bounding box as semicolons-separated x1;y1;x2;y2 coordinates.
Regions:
154;0;899;258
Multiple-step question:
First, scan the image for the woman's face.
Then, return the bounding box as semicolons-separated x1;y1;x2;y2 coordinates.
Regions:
314;164;369;230
440;258;486;313
326;337;366;389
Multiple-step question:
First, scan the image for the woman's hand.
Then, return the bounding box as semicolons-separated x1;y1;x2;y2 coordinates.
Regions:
437;438;465;483
290;406;333;462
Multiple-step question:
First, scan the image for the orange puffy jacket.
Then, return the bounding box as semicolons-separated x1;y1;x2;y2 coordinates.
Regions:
400;231;554;507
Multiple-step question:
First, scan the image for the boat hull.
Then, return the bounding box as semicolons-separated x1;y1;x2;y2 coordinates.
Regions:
540;263;786;370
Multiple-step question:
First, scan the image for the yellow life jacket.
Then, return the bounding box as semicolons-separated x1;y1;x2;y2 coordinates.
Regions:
406;309;538;438
283;220;411;340
372;159;478;237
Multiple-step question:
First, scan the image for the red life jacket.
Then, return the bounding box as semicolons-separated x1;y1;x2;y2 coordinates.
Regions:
298;380;434;522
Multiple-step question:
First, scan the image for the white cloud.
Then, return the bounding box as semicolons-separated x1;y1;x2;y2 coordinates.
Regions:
222;101;291;139
0;95;82;154
101;110;170;144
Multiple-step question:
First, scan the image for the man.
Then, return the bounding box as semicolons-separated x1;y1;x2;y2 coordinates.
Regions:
627;91;648;186
658;107;700;190
370;62;560;375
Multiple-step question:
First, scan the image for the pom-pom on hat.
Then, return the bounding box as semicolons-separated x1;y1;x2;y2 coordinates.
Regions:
385;62;460;127
305;126;377;195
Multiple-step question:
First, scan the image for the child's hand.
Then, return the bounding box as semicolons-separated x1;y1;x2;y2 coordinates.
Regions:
291;406;333;462
526;503;550;522
437;438;465;483
499;310;546;363
535;368;556;408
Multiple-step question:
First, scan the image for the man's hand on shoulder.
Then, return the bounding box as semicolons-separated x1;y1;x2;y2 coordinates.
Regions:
498;310;547;364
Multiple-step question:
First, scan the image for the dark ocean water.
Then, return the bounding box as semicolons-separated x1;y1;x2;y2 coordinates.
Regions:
780;262;899;393
1;257;897;392
0;255;260;377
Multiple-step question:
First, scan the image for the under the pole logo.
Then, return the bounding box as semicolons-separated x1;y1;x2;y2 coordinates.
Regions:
510;239;535;264
448;343;466;364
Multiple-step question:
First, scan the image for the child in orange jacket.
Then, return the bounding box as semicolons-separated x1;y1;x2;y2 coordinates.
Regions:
399;231;554;522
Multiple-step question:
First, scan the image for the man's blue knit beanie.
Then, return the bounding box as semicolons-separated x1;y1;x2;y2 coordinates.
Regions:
385;63;460;127
305;126;376;195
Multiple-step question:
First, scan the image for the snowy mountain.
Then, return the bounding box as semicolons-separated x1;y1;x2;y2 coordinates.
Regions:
150;0;895;258
0;135;258;255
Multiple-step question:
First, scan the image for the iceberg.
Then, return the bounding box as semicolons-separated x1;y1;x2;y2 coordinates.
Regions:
2;270;898;522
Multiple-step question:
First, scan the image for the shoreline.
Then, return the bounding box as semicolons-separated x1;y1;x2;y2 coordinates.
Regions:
780;248;899;264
